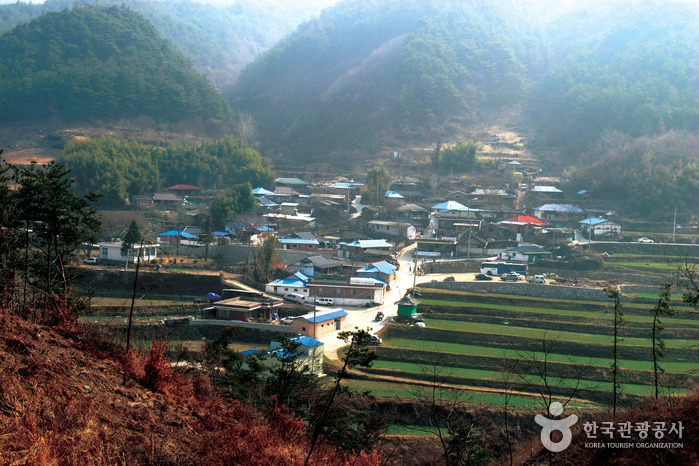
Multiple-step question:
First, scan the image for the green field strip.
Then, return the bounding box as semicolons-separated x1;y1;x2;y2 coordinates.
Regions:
383;338;699;374
419;298;699;326
419;288;695;312
605;254;697;260
421;318;696;349
370;360;662;396
428;313;699;340
610;262;684;270
343;379;599;409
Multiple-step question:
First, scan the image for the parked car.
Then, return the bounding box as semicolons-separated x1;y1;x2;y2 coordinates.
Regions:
443;276;455;282
83;257;99;264
280;317;294;325
316;297;334;306
283;293;305;304
501;272;523;281
637;237;654;243
369;335;382;345
475;273;493;281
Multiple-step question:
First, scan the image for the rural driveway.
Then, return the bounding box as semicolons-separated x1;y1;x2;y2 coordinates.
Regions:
319;249;479;360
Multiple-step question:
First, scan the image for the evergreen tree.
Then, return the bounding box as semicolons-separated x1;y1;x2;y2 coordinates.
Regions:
121;220;142;268
650;284;674;399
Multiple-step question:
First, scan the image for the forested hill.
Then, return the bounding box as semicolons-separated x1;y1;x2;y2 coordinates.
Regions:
0;6;230;125
231;0;697;161
0;0;336;92
230;0;538;160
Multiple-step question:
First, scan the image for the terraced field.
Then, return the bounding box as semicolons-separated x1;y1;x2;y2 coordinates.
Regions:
350;288;699;410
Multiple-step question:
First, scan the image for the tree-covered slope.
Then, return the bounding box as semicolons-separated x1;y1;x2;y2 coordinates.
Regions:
527;1;698;156
0;5;230;125
0;0;336;92
230;0;538;159
60;136;274;207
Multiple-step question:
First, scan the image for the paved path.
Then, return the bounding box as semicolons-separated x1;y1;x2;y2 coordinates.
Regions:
319;249;480;360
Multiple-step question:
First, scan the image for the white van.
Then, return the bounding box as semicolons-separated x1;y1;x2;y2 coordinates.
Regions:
283;293;305;304
316;297;334;306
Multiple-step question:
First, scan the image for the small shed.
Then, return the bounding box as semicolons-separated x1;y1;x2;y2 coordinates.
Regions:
396;294;420;319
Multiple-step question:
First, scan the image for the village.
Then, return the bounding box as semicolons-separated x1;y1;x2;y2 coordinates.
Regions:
81;163;697;375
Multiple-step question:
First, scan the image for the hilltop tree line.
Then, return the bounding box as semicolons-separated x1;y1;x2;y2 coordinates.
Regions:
60;135;274;207
0;5;230;125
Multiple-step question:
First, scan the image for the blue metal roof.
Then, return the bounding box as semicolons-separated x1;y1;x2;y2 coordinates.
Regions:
432;200;479;212
279;238;319;245
358;260;397;275
290;335;323;347
252;187;275;196
579;217;609;226
268;278;307;288
333;182;364;189
385;190;405;198
156;230;198;239
300;309;349;323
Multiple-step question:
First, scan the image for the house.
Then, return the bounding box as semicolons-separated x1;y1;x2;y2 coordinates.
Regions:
256;196;278;209
529;185;564;202
480;222;513;238
533;204;585;222
456;233;489;257
98;242;158;263
265;272;309;299
394;203;430;226
291;308;349;338
132;195;154;208
579;218;622;237
288;255;342;277
152;192;184;207
208;295;284;322
416;237;458;258
429;201;482;234
275;177;308;187
498;214;547;236
269;336;324;376
307;280;386;306
367;220;416;240
338;239;394;260
252;187;275;196
356;260;398;284
156;230;200;246
278;237;319;251
499;245;552;263
167;184;201;197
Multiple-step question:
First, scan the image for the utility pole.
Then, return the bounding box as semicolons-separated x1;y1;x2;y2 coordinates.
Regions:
672;204;677;243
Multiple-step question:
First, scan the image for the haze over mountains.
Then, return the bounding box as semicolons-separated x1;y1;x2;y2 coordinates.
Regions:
0;0;696;173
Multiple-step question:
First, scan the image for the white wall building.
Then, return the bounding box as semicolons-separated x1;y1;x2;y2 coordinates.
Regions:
98;242;158;263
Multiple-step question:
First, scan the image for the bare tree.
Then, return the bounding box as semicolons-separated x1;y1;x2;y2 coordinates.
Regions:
236;111;258;146
407;357;491;465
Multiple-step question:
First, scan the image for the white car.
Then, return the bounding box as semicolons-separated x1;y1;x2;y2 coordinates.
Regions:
637;237;654;243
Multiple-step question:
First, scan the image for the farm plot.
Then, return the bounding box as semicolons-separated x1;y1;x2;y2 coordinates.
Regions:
362;289;698;409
